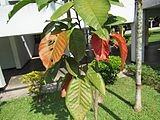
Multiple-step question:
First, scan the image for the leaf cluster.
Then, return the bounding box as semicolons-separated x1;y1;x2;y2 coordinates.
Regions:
9;0;127;119
21;71;45;95
91;56;121;85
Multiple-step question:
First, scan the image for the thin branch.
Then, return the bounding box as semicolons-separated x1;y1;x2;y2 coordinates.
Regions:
75;11;82;29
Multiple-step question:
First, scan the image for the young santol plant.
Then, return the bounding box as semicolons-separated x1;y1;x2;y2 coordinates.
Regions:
9;0;128;119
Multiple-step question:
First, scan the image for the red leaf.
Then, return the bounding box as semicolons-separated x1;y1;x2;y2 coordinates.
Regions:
111;32;128;71
91;34;110;61
39;32;67;69
61;74;72;97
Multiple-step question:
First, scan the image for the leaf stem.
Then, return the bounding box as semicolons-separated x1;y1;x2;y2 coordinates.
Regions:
94;89;98;120
75;11;82;29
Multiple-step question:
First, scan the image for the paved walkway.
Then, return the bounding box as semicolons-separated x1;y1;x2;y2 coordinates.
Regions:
0;66;66;101
0;75;28;101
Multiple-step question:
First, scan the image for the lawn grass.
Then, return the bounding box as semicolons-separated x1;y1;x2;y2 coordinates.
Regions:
1;77;160;120
124;28;160;45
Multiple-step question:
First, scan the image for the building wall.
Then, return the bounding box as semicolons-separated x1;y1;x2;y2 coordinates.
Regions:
144;0;160;9
0;37;15;69
0;35;35;69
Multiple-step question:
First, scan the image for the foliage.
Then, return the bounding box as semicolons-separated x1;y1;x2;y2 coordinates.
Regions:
126;64;160;92
91;56;121;85
21;71;45;96
109;56;121;74
1;77;160;120
66;77;92;120
39;32;67;69
91;34;110;61
111;32;128;71
91;60;114;85
91;32;128;71
9;0;128;119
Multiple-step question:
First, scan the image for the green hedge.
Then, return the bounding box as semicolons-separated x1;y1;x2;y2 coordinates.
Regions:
126;64;160;92
91;56;121;85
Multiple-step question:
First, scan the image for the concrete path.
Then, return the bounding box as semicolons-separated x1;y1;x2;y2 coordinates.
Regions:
0;75;29;101
0;68;66;101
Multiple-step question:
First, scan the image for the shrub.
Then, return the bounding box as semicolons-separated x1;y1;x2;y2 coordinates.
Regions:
126;64;160;92
91;56;121;85
123;34;131;43
21;71;45;96
109;56;121;75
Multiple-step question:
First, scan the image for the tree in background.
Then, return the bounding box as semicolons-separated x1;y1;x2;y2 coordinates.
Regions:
134;0;143;112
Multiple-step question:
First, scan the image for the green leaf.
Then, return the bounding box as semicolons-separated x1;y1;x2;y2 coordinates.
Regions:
105;14;127;26
44;60;61;83
66;77;92;120
50;2;74;21
74;0;110;39
8;0;35;21
87;66;106;95
65;57;79;77
42;21;68;38
59;17;72;23
109;0;124;7
93;28;109;40
69;28;86;62
35;0;49;11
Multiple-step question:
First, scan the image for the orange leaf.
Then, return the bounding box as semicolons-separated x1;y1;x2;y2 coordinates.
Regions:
111;32;128;71
39;32;67;69
91;34;110;61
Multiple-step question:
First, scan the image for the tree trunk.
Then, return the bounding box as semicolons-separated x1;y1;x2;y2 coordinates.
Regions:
134;0;143;112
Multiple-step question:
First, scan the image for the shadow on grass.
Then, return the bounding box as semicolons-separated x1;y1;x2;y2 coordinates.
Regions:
30;92;71;120
99;103;122;120
106;88;133;108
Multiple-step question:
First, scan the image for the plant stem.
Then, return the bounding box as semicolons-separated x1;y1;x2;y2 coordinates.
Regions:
75;11;82;29
64;0;71;18
94;89;98;120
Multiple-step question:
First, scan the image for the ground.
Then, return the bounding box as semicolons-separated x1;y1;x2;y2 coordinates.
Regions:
1;28;160;120
0;77;160;120
125;28;160;45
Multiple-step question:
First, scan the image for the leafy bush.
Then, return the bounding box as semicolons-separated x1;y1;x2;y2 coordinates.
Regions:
91;56;121;85
21;71;45;96
126;64;160;92
109;56;121;75
123;34;131;43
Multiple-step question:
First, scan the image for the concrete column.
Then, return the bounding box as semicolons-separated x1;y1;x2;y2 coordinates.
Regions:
0;66;6;88
9;36;22;69
131;1;137;62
